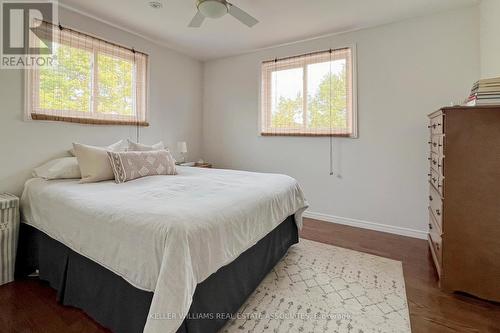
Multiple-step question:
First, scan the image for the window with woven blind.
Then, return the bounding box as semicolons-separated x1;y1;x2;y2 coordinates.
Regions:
261;47;356;137
25;21;149;126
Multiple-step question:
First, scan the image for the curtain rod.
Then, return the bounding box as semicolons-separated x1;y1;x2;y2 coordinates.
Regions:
39;20;148;56
262;47;349;64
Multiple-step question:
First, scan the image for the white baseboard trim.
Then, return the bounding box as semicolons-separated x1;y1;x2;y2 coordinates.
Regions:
302;211;428;240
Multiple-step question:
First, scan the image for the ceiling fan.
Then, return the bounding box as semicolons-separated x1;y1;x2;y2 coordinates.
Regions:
188;0;258;28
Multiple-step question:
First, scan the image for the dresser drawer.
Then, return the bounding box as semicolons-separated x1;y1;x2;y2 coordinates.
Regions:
428;207;442;235
429;222;443;267
430;134;444;156
429;168;443;195
430;151;444;176
429;114;444;135
429;184;443;228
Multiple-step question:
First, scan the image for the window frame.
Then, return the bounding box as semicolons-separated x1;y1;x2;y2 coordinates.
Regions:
260;45;357;138
25;22;149;126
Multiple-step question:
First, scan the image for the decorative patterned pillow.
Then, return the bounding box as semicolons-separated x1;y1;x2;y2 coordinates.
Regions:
107;150;176;183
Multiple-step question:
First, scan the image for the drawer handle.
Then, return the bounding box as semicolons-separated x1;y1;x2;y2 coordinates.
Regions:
433;142;437;147
436;209;441;216
429;195;433;201
438;144;443;147
429;223;432;230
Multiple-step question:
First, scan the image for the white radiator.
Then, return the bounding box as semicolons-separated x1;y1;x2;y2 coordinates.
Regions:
0;193;19;285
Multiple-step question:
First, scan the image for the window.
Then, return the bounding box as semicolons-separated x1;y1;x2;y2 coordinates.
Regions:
261;47;356;137
26;21;148;126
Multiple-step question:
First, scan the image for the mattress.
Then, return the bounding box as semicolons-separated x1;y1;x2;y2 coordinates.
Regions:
20;166;308;333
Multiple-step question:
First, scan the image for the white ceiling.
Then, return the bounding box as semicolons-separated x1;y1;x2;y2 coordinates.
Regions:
60;0;479;61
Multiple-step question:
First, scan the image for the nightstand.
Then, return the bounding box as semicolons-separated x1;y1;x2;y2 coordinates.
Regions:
176;162;213;168
0;193;19;285
194;162;212;168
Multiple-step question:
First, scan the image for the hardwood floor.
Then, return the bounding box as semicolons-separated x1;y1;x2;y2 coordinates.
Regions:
1;218;499;333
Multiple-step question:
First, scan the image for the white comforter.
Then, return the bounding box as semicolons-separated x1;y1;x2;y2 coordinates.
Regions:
21;166;308;333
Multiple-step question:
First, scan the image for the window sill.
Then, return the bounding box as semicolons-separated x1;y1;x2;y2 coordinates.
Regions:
260;132;353;138
31;113;149;127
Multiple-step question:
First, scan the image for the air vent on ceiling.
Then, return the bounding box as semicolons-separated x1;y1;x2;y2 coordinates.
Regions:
148;1;163;9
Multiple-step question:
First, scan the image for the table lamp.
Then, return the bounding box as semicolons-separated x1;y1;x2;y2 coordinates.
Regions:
177;141;188;163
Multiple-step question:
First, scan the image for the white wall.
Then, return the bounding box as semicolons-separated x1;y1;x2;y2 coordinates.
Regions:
480;0;500;78
202;6;480;238
0;7;203;196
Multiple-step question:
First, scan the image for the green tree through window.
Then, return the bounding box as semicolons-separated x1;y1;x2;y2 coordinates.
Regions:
271;93;303;128
97;54;134;116
28;21;149;126
270;65;347;130
261;48;355;136
39;43;134;115
308;66;347;129
39;43;92;112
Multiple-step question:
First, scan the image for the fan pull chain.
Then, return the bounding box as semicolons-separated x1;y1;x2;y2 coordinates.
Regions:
274;58;278;133
329;49;334;176
132;47;140;143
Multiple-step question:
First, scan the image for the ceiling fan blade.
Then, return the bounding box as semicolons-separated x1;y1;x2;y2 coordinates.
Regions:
228;3;258;27
188;11;205;28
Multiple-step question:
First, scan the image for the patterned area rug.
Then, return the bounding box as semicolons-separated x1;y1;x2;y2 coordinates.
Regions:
222;239;411;333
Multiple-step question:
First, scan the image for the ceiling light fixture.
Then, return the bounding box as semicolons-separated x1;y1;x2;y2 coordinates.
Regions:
188;0;258;28
197;0;228;19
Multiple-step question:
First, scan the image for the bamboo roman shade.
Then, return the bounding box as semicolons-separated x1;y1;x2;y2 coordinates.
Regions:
261;47;355;137
26;21;149;126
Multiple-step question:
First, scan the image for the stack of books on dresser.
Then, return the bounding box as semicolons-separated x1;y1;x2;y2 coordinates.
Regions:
464;77;500;106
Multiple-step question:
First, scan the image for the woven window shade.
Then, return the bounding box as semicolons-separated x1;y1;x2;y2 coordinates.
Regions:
26;21;149;126
261;47;355;137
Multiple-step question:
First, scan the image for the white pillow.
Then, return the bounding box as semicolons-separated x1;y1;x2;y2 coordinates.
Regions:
127;140;166;151
33;157;81;180
73;143;117;183
68;139;127;156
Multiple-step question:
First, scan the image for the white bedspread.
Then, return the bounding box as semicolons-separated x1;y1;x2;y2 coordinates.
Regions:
21;166;308;333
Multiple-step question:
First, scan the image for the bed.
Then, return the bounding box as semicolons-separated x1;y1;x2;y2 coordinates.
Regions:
16;166;308;333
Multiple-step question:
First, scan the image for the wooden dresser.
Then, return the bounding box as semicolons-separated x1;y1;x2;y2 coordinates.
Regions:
427;106;500;302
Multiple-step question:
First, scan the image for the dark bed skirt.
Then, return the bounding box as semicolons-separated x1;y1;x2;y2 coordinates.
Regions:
15;216;298;333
